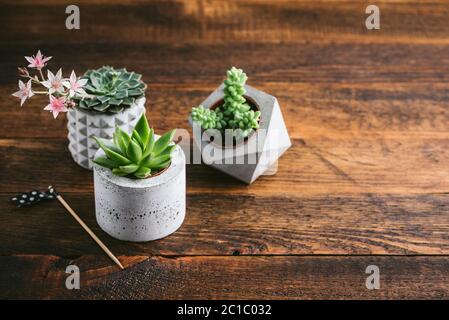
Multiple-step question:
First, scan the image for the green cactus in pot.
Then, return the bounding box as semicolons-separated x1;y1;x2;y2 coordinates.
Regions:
73;66;146;114
191;67;261;138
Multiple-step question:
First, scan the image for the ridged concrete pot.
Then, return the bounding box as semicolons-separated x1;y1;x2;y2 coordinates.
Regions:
67;97;146;170
93;143;186;242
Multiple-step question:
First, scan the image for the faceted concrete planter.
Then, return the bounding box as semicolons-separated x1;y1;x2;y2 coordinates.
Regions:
67;97;146;170
93;143;186;242
189;84;291;184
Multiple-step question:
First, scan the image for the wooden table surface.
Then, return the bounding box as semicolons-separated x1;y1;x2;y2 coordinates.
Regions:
1;0;449;299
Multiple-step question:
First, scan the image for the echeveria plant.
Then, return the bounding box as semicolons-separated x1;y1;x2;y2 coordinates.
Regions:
12;50;87;118
73;66;146;114
93;114;176;179
191;67;261;137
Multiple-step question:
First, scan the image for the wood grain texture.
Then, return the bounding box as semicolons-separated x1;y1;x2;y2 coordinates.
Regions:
1;255;449;299
4;81;449;136
1;0;449;299
2;192;449;256
1;134;449;195
2;0;449;45
3;43;449;86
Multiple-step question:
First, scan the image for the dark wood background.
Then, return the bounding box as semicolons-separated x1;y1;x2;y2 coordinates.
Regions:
1;0;449;299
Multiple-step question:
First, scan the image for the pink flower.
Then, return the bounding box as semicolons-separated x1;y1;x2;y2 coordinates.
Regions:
12;80;34;106
63;70;87;97
24;50;52;70
41;69;64;94
44;95;68;119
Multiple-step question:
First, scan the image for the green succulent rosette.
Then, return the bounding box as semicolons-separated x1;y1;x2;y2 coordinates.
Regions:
93;114;176;179
74;66;146;114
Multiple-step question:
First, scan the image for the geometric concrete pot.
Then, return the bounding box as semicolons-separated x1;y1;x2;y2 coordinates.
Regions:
189;84;291;184
67;97;146;170
93;141;186;242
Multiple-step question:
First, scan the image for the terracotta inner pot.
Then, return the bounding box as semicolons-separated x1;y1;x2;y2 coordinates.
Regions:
205;95;261;148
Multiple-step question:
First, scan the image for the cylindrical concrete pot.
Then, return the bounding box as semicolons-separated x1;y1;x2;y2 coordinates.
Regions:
67;97;146;170
93;143;186;242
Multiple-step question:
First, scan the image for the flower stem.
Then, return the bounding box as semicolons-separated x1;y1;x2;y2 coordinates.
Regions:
22;75;41;84
38;69;45;82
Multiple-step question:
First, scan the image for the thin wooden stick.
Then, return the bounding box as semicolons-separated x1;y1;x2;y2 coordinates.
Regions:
54;191;124;270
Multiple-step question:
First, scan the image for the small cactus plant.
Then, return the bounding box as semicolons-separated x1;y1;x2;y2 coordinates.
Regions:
74;66;146;114
191;67;261;137
93;114;176;178
190;105;226;129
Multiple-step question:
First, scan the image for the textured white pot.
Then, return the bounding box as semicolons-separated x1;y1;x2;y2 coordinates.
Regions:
93;143;186;242
67;97;146;170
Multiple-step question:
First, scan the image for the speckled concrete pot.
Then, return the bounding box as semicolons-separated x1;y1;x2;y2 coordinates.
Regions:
93;143;186;242
67;97;146;170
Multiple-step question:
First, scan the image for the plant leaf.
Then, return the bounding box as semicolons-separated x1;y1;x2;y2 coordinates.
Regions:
115;90;128;99
126;139;142;163
150;160;171;171
142;153;171;168
132;130;144;149
119;164;139;174
94;137;122;154
142;128;155;158
114;127;131;154
134;166;152;179
152;129;176;156
141;145;174;166
158;144;176;157
94;137;131;165
93;155;119;169
112;168;129;176
107;105;124;113
109;98;123;105
134;114;150;146
93;103;111;112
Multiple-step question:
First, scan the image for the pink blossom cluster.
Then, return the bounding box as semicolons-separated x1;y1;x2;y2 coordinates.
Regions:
12;50;87;118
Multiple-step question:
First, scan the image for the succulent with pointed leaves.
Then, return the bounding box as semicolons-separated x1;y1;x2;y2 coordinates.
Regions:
74;66;146;114
93;114;176;179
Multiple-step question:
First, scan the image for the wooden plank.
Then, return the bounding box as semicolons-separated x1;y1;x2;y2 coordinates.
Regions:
3;43;449;87
3;81;449;138
1;254;449;299
2;0;449;45
2;192;449;256
1;133;448;195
